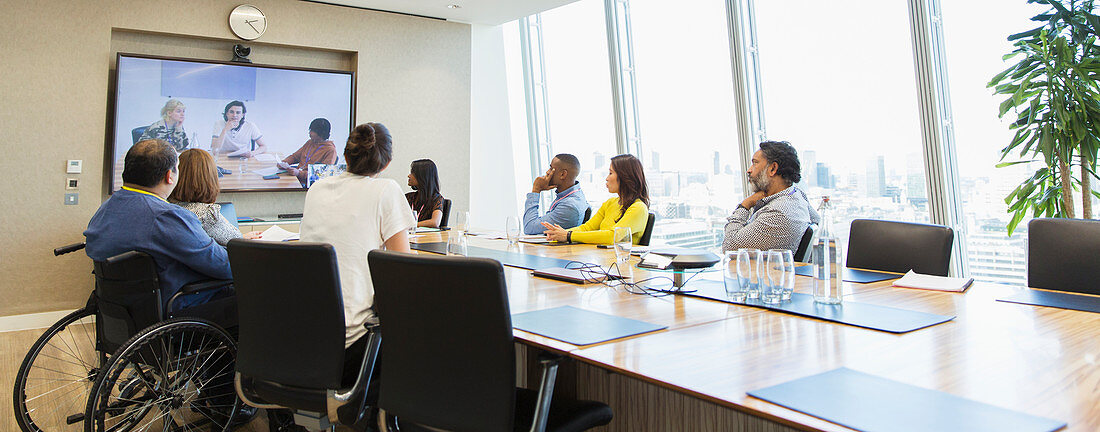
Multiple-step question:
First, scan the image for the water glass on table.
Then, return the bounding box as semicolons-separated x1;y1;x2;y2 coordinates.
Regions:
737;248;762;299
409;210;418;235
777;249;795;301
613;227;632;262
722;251;747;302
763;250;786;304
446;231;468;256
505;216;520;246
456;211;471;234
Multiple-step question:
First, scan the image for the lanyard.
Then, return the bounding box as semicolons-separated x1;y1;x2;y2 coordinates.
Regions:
301;142;321;166
548;187;579;210
121;186;168;203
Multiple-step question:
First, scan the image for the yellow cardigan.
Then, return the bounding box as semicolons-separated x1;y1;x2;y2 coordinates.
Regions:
567;198;649;245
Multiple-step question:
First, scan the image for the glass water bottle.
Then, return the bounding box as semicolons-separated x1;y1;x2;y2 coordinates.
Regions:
812;196;843;304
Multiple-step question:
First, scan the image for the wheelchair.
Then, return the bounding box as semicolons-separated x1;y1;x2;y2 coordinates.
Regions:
12;242;245;432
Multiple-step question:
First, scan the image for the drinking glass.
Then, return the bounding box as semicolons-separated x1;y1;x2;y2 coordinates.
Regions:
613;227;632;262
505;216;520;246
456;211;471;234
722;251;747;302
778;249;796;301
409;210;419;235
446;231;468;256
763;250;785;304
737;248;761;299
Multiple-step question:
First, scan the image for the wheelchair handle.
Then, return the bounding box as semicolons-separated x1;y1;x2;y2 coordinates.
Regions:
54;242;86;256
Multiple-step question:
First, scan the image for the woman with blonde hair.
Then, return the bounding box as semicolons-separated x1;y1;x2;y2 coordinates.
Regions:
169;148;260;244
139;99;193;152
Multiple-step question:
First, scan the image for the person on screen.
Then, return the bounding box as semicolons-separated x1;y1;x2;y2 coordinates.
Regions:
139;99;193;152
405;159;444;228
522;153;589;235
723;140;820;253
211;100;267;158
542;154;650;245
299;122;414;385
277;118;338;186
169;149;261;245
84;139;232;310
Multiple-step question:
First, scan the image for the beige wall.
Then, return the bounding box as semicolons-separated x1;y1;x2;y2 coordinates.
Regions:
0;0;471;316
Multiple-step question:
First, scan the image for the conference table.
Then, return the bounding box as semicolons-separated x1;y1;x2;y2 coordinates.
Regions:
112;153;302;190
411;231;1098;432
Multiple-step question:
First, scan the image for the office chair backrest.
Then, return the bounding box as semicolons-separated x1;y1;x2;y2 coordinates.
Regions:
846;219;954;276
228;240;347;390
638;212;657;246
794;224;816;263
583;206;592;223
216;202;238;229
439;198;452;228
131;126;148;145
1028;218;1100;294
369;251;516;432
92;251;163;353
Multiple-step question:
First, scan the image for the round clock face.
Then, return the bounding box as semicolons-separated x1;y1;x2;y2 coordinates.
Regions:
229;4;267;40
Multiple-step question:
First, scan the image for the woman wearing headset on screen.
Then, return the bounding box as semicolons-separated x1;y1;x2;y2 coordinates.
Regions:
210;100;267;158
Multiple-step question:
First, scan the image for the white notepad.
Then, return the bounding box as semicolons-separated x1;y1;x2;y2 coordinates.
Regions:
257;225;300;242
892;270;973;292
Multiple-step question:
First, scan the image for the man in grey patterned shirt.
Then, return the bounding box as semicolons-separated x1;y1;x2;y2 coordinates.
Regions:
723;141;820;254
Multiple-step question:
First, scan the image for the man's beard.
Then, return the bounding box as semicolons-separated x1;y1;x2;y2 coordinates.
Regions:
749;171;771;193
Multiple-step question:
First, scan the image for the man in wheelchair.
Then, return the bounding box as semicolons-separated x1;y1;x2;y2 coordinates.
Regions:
85;139;233;310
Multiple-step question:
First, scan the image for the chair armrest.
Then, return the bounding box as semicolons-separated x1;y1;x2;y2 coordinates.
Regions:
166;279;234;312
328;324;382;422
529;353;564;432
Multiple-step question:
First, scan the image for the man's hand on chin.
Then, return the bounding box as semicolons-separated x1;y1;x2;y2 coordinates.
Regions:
741;191;766;210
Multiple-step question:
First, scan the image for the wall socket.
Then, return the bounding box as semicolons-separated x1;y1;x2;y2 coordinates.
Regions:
64;193;79;205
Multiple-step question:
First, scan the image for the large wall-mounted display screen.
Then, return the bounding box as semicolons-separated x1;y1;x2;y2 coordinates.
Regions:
111;53;354;192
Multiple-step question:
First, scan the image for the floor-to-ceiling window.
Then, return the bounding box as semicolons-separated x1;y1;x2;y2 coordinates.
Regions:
751;0;931;245
627;0;745;249
940;0;1039;284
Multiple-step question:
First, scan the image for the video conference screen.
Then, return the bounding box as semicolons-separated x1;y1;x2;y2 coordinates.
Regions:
111;54;354;192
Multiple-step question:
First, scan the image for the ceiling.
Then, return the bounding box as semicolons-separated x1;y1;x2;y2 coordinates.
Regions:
306;0;579;25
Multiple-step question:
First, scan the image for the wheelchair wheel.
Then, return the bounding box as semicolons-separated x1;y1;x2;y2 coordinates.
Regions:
83;318;241;432
13;307;101;432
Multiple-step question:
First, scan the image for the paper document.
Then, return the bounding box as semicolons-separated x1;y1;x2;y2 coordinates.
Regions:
251;166;279;176
892;270;973;292
253;154;277;162
257;225;300;242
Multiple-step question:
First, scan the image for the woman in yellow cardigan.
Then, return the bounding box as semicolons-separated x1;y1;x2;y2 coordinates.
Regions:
542;154;650;245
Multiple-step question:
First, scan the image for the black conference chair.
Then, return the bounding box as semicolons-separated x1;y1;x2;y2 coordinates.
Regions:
582;207;592;223
793;223;816;263
228;240;379;430
131;126;148;145
439;198;452;228
638;212;656;246
217;201;239;229
846;219;954;276
1027;218;1100;295
367;250;614;432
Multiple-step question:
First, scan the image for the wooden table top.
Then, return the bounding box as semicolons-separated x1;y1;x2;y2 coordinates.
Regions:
415;232;1099;431
112;153;302;191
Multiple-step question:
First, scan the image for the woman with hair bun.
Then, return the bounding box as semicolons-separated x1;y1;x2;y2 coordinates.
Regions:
542;154;650;245
298;121;415;380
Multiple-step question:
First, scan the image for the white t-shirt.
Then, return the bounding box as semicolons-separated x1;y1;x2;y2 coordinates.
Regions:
299;173;416;347
211;120;262;156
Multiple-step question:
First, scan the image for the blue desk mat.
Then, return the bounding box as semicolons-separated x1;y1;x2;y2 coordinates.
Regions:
748;368;1065;432
795;266;902;284
680;280;954;334
997;290;1100;314
511;305;667;346
410;242;575;270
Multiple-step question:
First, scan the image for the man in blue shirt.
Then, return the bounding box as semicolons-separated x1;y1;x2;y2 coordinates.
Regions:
523;153;591;235
85;139;232;310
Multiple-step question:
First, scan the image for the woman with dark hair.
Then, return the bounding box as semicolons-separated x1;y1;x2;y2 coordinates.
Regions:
543;154;650;245
210;100;267;157
298;122;415;382
405;159;444;228
278;118;338;186
169;149;261;245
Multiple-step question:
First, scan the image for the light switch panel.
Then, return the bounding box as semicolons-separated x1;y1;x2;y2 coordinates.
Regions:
64;193;79;205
